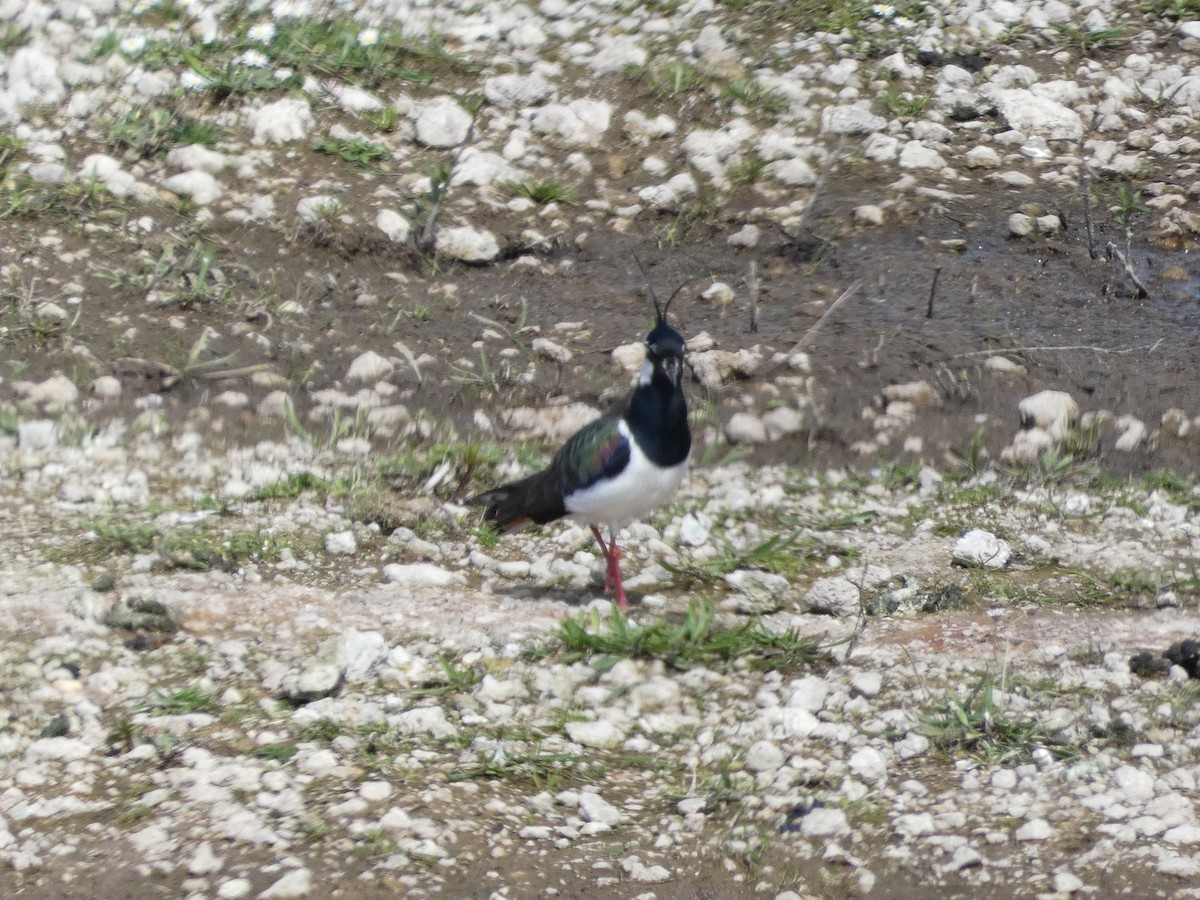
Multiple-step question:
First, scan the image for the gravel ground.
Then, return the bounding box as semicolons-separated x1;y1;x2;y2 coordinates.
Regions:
6;0;1200;897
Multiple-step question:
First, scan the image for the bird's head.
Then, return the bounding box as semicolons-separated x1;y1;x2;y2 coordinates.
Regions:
644;319;686;388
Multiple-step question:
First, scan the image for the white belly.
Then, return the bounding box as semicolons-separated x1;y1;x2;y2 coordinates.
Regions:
564;422;688;529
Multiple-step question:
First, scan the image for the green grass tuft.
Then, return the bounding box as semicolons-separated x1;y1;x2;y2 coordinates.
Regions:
559;599;826;673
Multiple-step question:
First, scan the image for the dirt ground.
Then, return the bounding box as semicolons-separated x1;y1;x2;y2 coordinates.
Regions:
8;171;1198;478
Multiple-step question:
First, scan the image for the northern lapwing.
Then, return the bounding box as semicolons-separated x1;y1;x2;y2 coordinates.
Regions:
471;289;690;609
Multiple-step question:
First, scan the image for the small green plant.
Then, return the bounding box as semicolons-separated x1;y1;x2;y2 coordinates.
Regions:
0;24;31;52
919;674;1079;763
449;746;580;787
722;79;788;117
153;685;222;715
1112;183;1149;228
1049;22;1127;54
559;599;825;673
312;136;390;167
501;178;574;205
727;154;769;186
646;60;707;98
881;82;932;118
666;529;813;583
365;107;401;133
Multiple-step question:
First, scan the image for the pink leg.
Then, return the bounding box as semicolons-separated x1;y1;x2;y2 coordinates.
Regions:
589;525;628;609
608;531;628;610
590;525;614;594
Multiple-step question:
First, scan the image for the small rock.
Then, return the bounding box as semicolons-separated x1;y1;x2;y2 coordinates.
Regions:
435;225;500;263
726;412;767;444
1018;390;1079;440
259;867;312;898
324;531;357;555
565;720;624;749
162;170;222;205
1015;818;1053;841
287;662;343;703
620;856;671;883
188;841;223;876
376;209;411;243
17;420;58;451
850;671;882;698
382;563;465;587
250;98;314;145
411;97;473;148
677;513;709;547
347;350;394;382
578;792;623;826
803;578;861;617
724;570;789;614
745;740;785;773
951;529;1011;569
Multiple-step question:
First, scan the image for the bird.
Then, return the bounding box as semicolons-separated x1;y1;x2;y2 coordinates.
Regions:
470;289;690;610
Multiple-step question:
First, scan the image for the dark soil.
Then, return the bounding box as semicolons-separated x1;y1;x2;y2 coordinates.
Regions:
5;174;1198;477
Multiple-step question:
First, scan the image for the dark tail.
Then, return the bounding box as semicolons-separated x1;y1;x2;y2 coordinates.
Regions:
468;472;566;533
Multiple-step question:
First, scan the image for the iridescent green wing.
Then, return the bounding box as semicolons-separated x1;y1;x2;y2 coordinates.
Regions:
556;414;630;495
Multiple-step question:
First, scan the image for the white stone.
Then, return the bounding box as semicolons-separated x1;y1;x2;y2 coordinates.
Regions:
359;781;393;803
218;878;252;899
90;376;123;400
484;73;553;108
745;740;784;773
989;88;1083;139
801;807;850;837
435;225;500;262
855;204;884;225
249;98;313;144
727;224;760;247
565;720;624;749
412;97;473;148
677;513;709;547
726;412;767;444
347;350;394;382
803;578;860;616
762;407;804;440
382;563;464;587
578;792;623;825
952;529;1011;569
165;145;228;173
850;671;882;698
532;100;612;144
898;141;946;170
259;867;312;898
324;531;357;555
162;170;222;205
1018;390;1078;439
1015;818;1053;841
1114;415;1147;452
821;105;886;134
963;145;1001;168
16;419;57;451
848;747;887;784
375;209;411;243
188;841;223;876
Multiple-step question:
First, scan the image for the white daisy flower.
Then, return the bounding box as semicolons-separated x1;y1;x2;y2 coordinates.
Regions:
894;15;916;29
240;49;269;67
130;0;150;14
248;22;276;42
119;35;147;55
272;0;310;18
871;3;895;16
357;27;380;47
180;70;208;90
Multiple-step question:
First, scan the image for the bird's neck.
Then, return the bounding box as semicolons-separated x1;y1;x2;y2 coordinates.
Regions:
627;379;690;467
